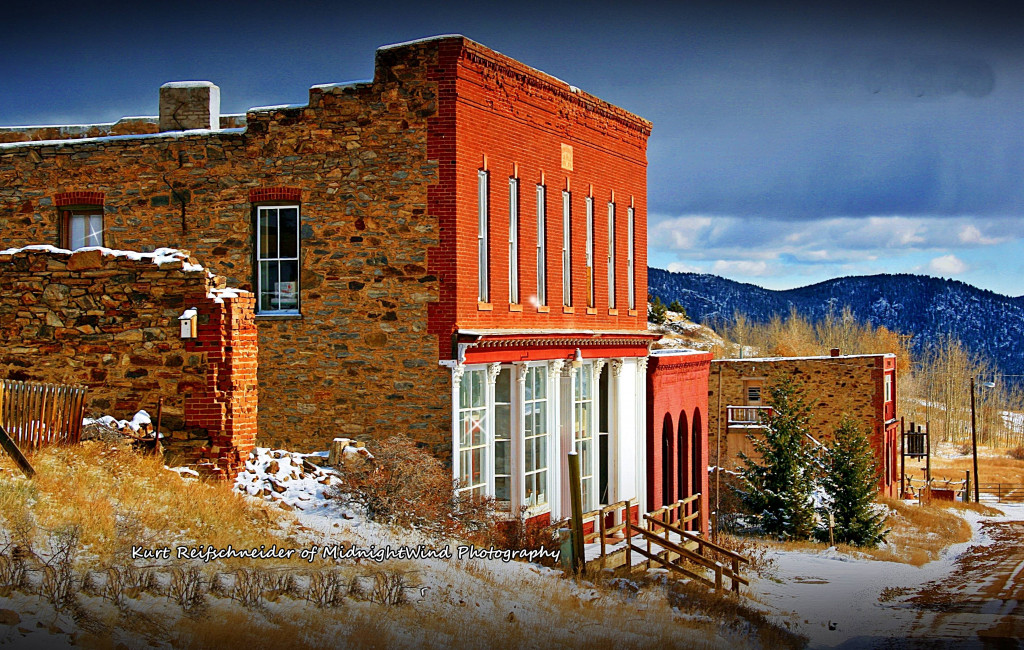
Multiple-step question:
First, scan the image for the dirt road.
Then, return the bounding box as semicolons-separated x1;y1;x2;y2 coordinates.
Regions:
897;520;1024;648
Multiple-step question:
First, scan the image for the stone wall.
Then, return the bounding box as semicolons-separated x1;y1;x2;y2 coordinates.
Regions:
0;245;257;476
707;354;899;496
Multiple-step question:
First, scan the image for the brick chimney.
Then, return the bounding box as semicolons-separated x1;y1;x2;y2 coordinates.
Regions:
159;81;220;132
830;348;841;357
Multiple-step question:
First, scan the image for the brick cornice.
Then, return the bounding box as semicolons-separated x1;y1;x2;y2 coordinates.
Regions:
249;187;302;203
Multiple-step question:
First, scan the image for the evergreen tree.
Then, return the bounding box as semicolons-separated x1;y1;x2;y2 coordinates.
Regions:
817;416;888;547
735;375;818;540
648;296;668;324
667;299;687;319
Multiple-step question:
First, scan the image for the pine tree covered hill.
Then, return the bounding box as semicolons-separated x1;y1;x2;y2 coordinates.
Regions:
648;267;1024;378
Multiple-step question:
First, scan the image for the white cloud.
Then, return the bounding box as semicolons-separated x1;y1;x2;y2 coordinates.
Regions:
958;224;1006;246
666;261;703;273
928;254;968;275
711;260;775;276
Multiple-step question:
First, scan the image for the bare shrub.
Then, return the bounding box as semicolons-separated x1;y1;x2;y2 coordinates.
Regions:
484;505;563;566
40;525;80;610
1008;446;1024;461
328;435;497;537
307;570;347;608
261;571;299;602
169;567;207;617
956;442;973;456
103;564;160;608
231;568;265;609
0;553;28;595
369;570;409;606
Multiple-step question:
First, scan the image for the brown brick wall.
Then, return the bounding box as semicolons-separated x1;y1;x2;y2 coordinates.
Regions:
0;246;256;476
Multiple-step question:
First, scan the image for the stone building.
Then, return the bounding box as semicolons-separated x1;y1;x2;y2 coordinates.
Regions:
707;352;899;498
0;35;668;521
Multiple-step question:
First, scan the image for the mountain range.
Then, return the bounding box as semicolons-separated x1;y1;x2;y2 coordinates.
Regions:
647;267;1024;378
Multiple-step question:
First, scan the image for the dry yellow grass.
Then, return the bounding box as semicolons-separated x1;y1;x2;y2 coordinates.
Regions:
762;497;996;566
904;446;1024;487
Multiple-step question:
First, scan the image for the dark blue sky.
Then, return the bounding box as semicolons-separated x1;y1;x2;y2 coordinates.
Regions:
4;1;1024;294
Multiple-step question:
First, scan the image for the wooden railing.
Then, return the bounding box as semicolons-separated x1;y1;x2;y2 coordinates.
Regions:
625;494;750;594
726;406;772;425
0;379;87;449
581;498;637;559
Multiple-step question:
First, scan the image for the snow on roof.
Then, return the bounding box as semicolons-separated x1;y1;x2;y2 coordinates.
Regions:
377;34;465;51
310;79;371;92
0;244;206;273
246;103;307;112
0;127;245;151
715;352;896;363
650;348;708;357
0;116;158;131
160;81;216;89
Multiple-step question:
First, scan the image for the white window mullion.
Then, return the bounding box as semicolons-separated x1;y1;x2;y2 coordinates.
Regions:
478;170;490;303
563;191;571;306
509;178;519;305
585;196;594;308
608;202;616;309
536;184;547;306
627;207;635;310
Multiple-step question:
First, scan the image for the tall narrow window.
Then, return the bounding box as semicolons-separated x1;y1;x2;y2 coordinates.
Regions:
478;170;490;303
509;178;519;305
562;190;572;306
574;364;594;509
494;367;512;502
627;207;635;310
585;196;594;308
607;201;616;309
458;368;488;498
523;365;549;507
65;211;103;250
256;205;300;313
536;184;547;306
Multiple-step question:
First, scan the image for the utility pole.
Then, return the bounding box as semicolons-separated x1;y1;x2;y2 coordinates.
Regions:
970;378;980;504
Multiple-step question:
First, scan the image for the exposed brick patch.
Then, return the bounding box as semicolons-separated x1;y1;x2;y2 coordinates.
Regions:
249;187;302;203
55;191;104;207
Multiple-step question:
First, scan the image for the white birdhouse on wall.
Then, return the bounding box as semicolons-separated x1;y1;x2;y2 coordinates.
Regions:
179;308;198;339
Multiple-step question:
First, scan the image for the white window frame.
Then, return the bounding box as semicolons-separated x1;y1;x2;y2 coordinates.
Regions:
457;366;489;499
536;184;547;306
627;207;635;310
256;204;301;314
585;196;594;308
607;201;616;309
573;362;597;512
478;170;490;303
509;178;519;305
562;190;572;307
522;364;551;510
67;211;103;250
885;373;893;402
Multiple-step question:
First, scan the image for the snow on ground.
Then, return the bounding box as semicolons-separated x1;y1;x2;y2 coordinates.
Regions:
233;447;344;512
750;502;1024;648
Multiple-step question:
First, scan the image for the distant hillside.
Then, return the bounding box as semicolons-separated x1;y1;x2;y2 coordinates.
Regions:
648;268;1024;377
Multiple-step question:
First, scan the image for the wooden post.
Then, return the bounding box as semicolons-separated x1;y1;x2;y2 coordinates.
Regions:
970;379;980;504
0;424;35;478
624;511;632;569
900;416;905;499
568;452;586;575
154;397;164;455
965;470;971;503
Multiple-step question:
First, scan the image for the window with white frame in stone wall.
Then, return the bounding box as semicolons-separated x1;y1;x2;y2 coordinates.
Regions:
255;204;300;314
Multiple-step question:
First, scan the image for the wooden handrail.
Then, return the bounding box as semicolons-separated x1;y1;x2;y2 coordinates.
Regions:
628;526;723;590
645;517;751;565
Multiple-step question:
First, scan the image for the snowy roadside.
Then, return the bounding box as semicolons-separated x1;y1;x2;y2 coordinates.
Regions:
749;502;1024;648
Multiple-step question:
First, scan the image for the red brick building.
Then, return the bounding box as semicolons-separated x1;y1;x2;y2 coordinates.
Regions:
0;35;668;519
708;352;899;498
646;349;713;531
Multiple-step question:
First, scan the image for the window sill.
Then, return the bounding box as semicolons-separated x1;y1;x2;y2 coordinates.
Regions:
608;308;619;316
477;302;493;311
628;309;638;317
509;303;523;312
256;312;303;321
562;306;575;314
586;307;597;315
537;306;550;313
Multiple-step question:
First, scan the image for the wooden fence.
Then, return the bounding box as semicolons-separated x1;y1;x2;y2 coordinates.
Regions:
0;379;87;449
